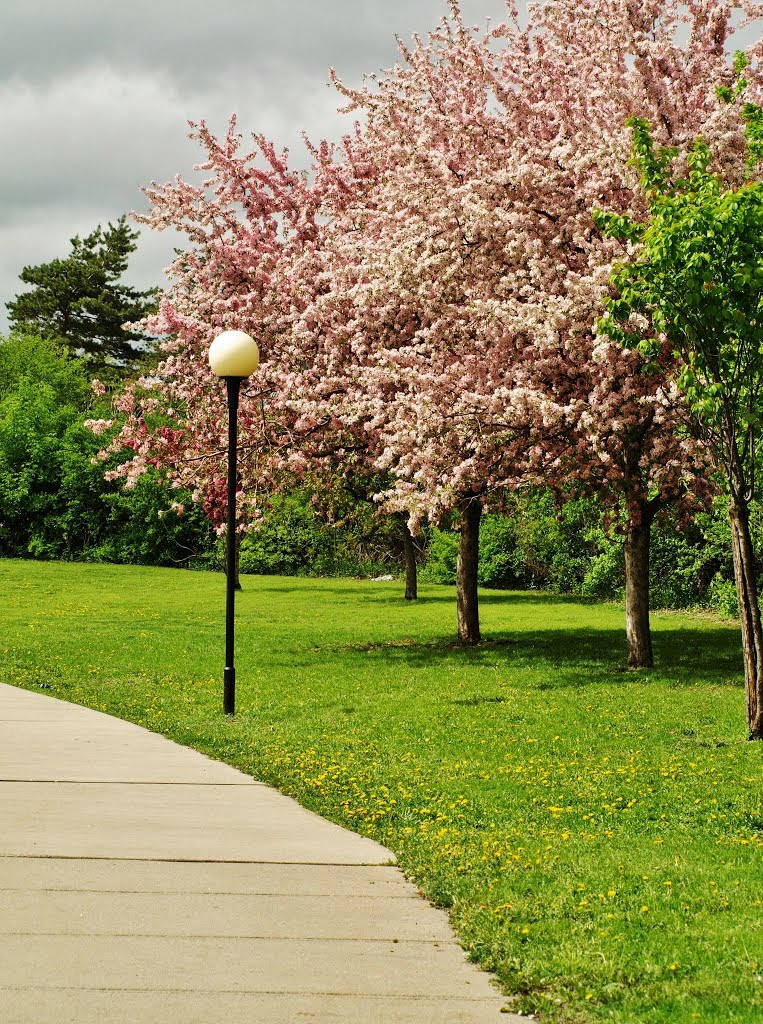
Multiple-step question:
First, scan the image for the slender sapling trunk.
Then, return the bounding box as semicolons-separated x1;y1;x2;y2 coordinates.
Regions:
456;495;482;644
729;497;763;738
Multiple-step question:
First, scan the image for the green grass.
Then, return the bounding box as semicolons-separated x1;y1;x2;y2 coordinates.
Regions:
3;558;763;1023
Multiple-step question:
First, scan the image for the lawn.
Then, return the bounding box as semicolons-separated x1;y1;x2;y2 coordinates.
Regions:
2;557;762;1023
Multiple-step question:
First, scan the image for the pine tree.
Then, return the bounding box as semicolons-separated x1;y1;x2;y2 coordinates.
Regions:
6;216;158;373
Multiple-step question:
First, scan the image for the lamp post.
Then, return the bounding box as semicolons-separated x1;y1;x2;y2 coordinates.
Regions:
208;330;260;716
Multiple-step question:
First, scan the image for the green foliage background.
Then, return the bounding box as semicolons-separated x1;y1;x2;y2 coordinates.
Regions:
421;493;752;617
239;490;403;579
0;333;212;567
0;331;756;618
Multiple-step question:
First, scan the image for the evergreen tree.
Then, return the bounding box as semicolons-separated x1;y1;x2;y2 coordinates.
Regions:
6;216;158;373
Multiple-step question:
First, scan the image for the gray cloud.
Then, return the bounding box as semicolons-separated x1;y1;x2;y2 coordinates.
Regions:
1;1;502;87
3;1;760;334
5;0;761;328
0;0;508;328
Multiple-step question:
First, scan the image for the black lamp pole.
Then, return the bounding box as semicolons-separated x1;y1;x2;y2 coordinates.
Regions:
208;328;259;717
223;376;242;716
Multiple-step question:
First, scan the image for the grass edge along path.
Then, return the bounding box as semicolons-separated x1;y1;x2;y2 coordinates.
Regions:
2;558;763;1023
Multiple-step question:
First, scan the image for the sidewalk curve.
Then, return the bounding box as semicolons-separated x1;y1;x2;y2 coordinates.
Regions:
0;683;525;1023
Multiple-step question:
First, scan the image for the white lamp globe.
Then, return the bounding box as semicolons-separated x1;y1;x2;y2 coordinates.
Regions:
208;330;260;378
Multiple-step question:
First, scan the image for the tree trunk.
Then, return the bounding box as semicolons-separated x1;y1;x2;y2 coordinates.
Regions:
396;515;418;601
624;516;654;668
729;498;763;739
456;495;482;644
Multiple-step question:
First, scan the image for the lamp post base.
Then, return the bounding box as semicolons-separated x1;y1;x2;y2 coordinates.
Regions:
224;666;236;716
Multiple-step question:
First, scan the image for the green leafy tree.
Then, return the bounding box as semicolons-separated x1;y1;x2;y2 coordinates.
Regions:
0;333;212;565
596;108;763;738
6;217;157;374
0;334;91;553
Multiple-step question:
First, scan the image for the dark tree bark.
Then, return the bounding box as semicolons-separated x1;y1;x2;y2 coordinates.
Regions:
396;515;418;601
624;512;654;669
728;497;763;739
456;495;482;644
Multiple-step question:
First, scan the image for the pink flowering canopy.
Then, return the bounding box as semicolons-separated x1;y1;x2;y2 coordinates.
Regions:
93;0;761;536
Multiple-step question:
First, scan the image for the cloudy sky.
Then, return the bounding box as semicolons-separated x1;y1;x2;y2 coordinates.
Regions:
0;0;512;332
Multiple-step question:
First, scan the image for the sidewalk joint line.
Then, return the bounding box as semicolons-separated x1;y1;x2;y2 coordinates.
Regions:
5;930;457;944
0;985;496;1002
0;887;416;898
0;854;397;866
0;779;261;786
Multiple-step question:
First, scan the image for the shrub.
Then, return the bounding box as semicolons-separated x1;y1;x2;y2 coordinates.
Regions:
0;332;214;568
239;490;403;578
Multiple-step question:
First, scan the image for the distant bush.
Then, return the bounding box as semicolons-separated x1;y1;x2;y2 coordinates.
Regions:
239;490;404;578
422;494;608;592
0;332;213;568
420;489;762;618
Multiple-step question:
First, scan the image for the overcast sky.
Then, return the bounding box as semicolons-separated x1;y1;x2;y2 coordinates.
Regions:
0;0;511;332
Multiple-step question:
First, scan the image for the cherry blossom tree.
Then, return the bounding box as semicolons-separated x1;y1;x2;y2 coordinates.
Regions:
90;119;423;596
93;0;761;659
313;0;754;657
90;121;328;525
513;0;763;664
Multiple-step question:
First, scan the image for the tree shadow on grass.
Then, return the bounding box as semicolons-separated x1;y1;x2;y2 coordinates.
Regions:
339;625;743;690
248;581;742;689
248;581;603;606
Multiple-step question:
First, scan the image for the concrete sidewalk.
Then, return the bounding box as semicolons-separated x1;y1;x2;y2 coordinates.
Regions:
0;683;523;1023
